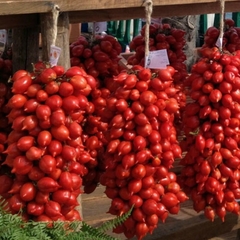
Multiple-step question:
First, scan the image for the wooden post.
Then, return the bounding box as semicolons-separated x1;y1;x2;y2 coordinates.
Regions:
55;12;70;69
12;27;39;73
40;11;70;70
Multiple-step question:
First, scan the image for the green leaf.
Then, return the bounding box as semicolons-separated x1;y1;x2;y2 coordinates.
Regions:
0;195;133;240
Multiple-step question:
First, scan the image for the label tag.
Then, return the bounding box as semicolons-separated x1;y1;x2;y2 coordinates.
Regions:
215;37;223;48
0;29;7;55
94;22;107;34
49;45;61;67
145;49;169;69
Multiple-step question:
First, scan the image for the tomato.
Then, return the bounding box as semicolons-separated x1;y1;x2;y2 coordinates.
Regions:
93;51;109;62
27;201;44;216
58;172;73;191
9;194;26;213
52;190;71;204
12;156;33;175
39;155;56;174
20;182;37;201
0;175;13;194
17;136;35;151
12;75;32;94
36;130;52;147
71;45;84;57
45;200;63;219
39;68;57;84
37;177;59;193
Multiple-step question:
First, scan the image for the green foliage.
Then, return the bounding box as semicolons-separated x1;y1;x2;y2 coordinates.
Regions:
0;196;133;240
98;205;134;233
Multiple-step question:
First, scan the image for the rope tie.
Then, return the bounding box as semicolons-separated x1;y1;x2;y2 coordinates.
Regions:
51;4;60;46
218;0;225;52
143;0;153;60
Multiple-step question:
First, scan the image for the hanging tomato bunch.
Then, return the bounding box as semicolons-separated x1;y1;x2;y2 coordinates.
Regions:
128;23;188;131
0;47;13;200
0;63;103;222
128;23;188;83
180;47;240;222
93;65;188;240
201;19;240;53
70;35;122;79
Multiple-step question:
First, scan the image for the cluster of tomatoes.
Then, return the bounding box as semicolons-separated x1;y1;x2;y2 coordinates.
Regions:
0;46;13;147
128;23;188;84
202;19;240;53
0;63;103;222
0;47;14;202
127;23;188;131
3;19;240;240
180;47;240;221
70;34;122;79
85;65;188;240
0;81;11;173
0;58;190;240
0;46;12;82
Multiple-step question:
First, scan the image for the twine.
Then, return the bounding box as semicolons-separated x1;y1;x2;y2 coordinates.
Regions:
51;4;60;46
143;0;153;59
218;0;225;52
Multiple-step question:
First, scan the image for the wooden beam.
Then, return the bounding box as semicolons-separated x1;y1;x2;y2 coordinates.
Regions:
40;11;70;69
0;0;238;15
55;12;70;69
69;2;240;22
0;14;39;29
0;1;240;29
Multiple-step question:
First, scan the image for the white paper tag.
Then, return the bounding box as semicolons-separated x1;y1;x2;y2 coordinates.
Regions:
94;22;107;34
215;37;223;48
0;29;7;55
145;49;170;69
49;45;61;67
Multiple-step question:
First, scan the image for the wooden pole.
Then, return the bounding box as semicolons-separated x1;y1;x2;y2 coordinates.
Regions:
40;11;70;70
12;27;39;73
55;12;70;69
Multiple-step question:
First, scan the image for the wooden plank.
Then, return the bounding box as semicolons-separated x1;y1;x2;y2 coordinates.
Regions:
209;229;239;240
0;14;39;29
0;0;238;15
1;1;240;29
54;12;70;69
69;2;240;22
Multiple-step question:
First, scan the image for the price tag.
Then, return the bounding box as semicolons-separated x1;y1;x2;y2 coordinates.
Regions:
49;45;61;67
0;29;7;55
215;37;223;48
94;22;107;34
145;49;169;69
